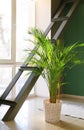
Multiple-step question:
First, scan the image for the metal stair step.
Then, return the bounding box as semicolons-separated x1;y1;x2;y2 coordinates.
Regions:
50;39;56;43
64;0;75;4
52;16;69;22
20;66;38;71
0;98;17;106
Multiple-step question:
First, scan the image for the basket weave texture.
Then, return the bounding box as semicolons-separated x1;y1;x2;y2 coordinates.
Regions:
44;100;62;123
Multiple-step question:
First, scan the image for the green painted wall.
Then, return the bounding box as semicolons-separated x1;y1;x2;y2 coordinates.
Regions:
63;3;84;96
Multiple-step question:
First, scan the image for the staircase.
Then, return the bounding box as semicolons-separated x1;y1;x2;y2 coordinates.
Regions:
0;0;80;121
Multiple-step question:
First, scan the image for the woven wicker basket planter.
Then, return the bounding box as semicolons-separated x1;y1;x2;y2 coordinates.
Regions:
44;99;62;124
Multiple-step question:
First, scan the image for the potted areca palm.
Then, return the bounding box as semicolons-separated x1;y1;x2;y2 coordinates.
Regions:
25;28;84;123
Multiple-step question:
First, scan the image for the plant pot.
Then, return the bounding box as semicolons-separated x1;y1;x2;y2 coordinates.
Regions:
44;99;62;124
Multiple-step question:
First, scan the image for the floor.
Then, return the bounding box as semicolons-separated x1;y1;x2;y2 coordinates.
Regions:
0;96;84;130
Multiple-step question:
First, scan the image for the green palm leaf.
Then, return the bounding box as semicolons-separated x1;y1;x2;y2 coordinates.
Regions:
25;28;84;103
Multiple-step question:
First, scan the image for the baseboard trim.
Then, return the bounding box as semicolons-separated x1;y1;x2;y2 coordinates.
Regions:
61;94;84;100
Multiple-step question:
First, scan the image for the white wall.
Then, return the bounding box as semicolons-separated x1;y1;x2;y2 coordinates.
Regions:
35;0;51;97
35;0;51;31
35;76;49;97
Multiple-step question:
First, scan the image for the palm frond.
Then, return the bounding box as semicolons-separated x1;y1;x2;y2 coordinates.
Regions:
24;28;84;103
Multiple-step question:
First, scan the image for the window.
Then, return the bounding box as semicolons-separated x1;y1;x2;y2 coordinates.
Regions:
0;0;11;60
16;0;35;62
0;0;35;98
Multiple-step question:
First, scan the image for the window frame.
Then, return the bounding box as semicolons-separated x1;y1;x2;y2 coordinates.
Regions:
0;0;35;98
